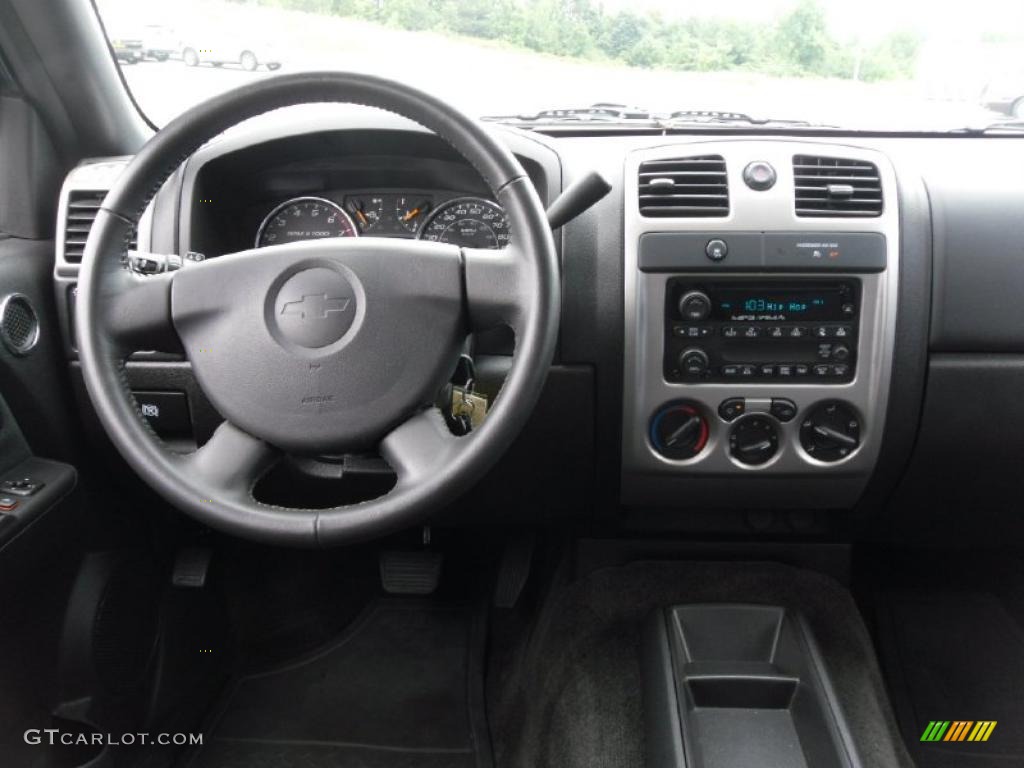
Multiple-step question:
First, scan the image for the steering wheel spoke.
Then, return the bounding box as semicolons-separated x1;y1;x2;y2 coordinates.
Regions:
463;244;530;331
103;270;181;354
182;420;279;496
380;408;460;485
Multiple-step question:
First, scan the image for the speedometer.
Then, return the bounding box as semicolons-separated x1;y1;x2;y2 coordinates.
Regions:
255;196;358;248
417;197;509;249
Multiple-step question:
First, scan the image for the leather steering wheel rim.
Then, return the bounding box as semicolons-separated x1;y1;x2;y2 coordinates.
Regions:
76;72;559;547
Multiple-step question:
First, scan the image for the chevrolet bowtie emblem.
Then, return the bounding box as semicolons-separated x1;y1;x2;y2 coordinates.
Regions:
280;293;352;321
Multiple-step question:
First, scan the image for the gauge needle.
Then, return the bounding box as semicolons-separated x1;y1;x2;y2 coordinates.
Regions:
402;207;421;222
353;208;368;226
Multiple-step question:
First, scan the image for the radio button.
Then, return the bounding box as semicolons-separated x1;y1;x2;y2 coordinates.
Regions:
767;326;785;338
760;364;776;377
795;364;810;377
721;364;740;377
834;325;853;338
777;364;794;377
705;239;728;262
788;326;807;338
739;364;757;378
721;326;740;338
814;326;831;338
674;325;712;338
832;364;850;377
817;343;834;359
770;398;798;422
742;325;761;339
813;364;831;377
842;303;856;316
719;397;746;421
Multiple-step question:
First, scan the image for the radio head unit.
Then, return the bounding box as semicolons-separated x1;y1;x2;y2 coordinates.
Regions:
664;279;859;383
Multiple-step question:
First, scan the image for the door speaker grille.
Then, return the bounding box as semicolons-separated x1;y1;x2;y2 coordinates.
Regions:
0;294;40;356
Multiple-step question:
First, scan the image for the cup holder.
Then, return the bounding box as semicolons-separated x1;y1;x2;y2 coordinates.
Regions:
643;604;860;768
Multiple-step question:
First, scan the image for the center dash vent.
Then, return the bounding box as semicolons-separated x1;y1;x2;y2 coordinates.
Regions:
638;155;729;217
63;190;136;263
793;155;883;217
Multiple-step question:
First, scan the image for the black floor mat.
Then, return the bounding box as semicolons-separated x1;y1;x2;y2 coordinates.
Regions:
876;585;1024;768
185;600;489;768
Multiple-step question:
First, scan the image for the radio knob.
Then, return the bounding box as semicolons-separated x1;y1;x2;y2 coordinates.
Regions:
831;344;850;362
678;347;709;378
678;291;712;321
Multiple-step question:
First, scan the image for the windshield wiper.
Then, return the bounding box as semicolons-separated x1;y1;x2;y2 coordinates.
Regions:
483;104;836;130
953;119;1024;135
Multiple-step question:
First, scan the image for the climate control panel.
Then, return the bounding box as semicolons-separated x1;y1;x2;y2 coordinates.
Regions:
664;279;859;384
649;397;862;468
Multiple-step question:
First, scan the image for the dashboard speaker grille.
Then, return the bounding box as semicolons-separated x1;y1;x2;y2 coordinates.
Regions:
793;155;883;217
0;295;39;356
63;190;136;263
638;155;729;217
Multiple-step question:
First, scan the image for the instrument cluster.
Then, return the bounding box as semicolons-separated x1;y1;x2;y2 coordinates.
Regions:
255;191;509;250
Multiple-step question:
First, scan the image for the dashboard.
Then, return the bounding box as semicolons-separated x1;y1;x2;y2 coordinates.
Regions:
51;106;1024;531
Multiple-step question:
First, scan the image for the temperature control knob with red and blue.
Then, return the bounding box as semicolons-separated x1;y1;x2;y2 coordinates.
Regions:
650;402;709;460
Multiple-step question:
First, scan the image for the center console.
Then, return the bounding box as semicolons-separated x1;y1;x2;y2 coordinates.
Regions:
622;141;899;509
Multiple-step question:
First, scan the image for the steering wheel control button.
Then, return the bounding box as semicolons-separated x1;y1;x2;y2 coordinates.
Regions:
650;402;709;461
0;478;43;497
729;415;780;465
132;392;192;438
273;267;357;349
800;401;861;461
678;290;711;321
705;238;728;262
0;496;18;512
769;398;798;422
718;397;746;422
678;347;710;378
743;161;777;191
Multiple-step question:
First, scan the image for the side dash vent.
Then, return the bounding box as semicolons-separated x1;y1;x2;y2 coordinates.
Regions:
63;191;136;263
793;155;883;217
638;155;729;217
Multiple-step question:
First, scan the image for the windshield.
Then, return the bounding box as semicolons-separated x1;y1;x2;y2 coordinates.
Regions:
96;0;1024;132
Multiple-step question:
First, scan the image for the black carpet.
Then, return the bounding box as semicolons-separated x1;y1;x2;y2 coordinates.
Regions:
185;600;489;768
489;560;914;768
874;554;1024;768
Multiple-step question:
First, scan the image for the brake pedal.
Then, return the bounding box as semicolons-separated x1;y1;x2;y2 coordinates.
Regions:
379;550;443;595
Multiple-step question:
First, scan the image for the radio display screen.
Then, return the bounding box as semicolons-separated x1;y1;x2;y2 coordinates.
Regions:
712;288;848;321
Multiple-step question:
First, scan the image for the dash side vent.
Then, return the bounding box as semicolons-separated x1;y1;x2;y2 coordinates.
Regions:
639;155;729;218
793;155;883;217
63;190;136;263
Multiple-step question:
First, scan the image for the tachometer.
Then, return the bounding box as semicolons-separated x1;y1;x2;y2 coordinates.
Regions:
418;197;509;249
255;197;357;248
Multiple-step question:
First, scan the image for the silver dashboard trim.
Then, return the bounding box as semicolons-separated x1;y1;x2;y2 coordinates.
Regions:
622;139;900;507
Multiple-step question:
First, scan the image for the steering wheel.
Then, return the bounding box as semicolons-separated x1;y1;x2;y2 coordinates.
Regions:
76;73;559;547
